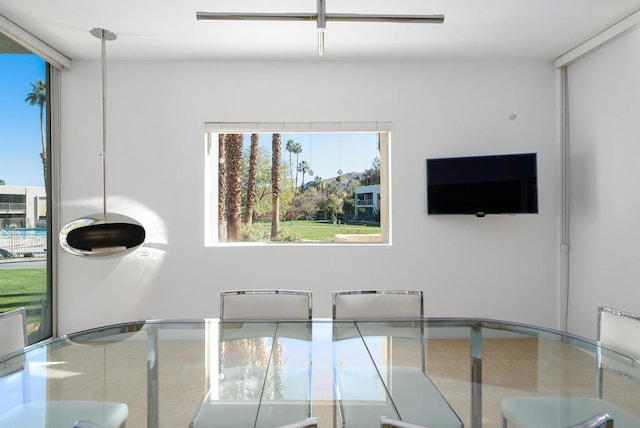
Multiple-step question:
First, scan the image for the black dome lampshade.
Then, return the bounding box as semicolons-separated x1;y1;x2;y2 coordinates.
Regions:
59;28;146;257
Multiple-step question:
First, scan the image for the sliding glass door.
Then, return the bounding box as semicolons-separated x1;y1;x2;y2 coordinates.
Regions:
0;32;52;344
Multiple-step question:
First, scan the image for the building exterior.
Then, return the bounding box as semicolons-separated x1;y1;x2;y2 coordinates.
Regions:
354;184;380;220
0;185;47;229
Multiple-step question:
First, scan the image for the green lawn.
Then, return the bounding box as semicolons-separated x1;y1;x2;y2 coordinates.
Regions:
0;268;46;292
0;268;47;337
0;268;47;310
256;220;381;242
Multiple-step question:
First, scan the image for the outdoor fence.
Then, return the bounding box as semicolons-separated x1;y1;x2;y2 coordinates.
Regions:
0;229;47;258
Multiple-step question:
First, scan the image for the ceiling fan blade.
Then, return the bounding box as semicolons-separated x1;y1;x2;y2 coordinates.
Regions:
196;12;317;22
196;12;444;24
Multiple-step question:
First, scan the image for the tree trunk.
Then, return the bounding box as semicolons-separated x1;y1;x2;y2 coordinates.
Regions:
244;133;259;225
294;152;299;190
271;133;281;239
40;106;47;191
289;147;294;193
217;134;227;241
226;134;243;241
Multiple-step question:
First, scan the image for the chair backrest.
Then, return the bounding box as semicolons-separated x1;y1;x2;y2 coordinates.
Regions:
598;305;640;357
74;421;105;428
380;417;430;428
332;290;423;320
596;305;640;398
220;289;312;321
0;308;27;360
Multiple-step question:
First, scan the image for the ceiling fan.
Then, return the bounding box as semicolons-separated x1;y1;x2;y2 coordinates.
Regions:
197;0;444;55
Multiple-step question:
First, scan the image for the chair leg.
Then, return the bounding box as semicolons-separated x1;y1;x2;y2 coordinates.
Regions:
502;416;508;428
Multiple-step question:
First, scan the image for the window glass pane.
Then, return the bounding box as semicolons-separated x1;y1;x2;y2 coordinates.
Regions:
205;128;389;244
0;45;51;345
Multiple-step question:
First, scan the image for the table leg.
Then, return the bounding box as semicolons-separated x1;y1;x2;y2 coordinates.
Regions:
471;325;482;428
147;324;159;428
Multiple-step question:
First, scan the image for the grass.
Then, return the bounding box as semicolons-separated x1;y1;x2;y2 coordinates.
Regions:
0;268;47;293
0;268;47;335
0;268;47;311
255;220;381;242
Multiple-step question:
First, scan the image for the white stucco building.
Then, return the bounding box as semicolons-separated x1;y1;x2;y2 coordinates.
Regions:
354;184;380;220
0;185;47;229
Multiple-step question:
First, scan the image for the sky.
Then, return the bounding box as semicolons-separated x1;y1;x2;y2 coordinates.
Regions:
0;54;46;187
255;132;380;181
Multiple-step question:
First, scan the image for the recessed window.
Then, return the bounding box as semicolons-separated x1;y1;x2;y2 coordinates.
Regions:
204;123;391;245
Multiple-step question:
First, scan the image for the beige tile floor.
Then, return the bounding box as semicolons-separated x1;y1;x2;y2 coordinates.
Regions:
31;336;640;427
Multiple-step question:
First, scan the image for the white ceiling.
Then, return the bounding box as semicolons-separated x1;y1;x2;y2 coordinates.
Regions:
2;0;640;61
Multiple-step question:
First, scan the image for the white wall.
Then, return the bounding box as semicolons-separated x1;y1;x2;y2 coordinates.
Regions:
566;28;640;339
58;59;558;334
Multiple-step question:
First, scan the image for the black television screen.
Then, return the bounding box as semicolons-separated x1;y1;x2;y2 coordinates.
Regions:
426;153;538;216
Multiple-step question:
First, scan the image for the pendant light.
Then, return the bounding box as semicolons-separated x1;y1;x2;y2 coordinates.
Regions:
59;28;146;257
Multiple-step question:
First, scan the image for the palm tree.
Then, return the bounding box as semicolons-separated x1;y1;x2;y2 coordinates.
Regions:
285;139;302;191
298;160;312;191
218;134;227;241
271;133;281;239
244;134;259;225
360;163;381;186
226;134;243;241
25;79;47;189
312;176;323;192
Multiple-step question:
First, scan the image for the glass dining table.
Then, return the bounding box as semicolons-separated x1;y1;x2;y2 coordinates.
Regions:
1;318;639;428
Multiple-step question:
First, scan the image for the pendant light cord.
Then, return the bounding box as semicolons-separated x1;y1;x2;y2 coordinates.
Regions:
100;30;107;218
90;27;116;219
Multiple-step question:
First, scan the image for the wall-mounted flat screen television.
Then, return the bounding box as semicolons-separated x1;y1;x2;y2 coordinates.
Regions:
426;153;538;217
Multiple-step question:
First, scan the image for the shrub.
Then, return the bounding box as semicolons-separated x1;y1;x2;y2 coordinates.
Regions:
340;228;367;235
241;224;269;242
273;229;302;242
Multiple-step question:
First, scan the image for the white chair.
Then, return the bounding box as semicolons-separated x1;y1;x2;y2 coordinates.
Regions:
0;308;129;428
332;290;462;428
333;289;426;370
191;290;314;427
0;307;29;404
220;289;312;320
381;416;431;427
501;305;640;428
332;289;423;320
74;421;105;428
0;308;28;362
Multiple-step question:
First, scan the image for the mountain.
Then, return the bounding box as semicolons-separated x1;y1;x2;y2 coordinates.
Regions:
301;171;363;190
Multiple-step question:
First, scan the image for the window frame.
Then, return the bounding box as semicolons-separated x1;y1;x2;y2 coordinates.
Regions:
0;22;66;342
204;122;391;246
0;53;53;343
